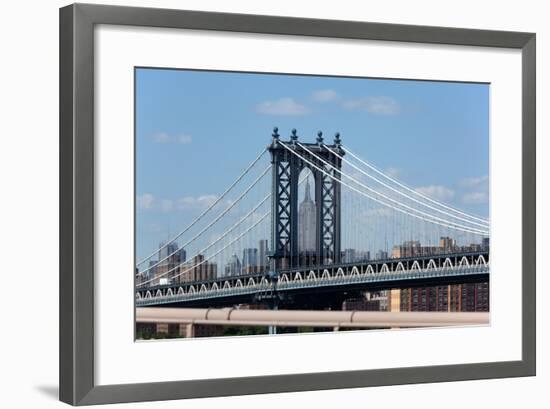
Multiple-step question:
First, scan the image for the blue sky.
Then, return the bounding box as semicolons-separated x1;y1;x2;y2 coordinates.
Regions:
136;68;489;261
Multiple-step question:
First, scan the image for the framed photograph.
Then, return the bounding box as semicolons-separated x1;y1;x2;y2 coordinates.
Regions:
59;3;536;405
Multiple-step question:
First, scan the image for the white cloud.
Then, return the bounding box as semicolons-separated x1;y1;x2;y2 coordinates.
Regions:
160;199;174;212
462;191;489;204
177;194;218;211
151;132;192;144
385;167;400;178
342;96;400;115
459;175;488;189
137;193;154;209
147;223;163;233
177;134;193;144
415;185;455;201
311;89;339;103
256;97;310;116
152;132;171;143
459;175;489;205
137;193;220;212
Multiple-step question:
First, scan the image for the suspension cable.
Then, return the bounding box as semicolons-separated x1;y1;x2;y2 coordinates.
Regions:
139;164;270;276
342;144;489;224
323;144;489;228
138;175;308;286
282;142;488;235
297;142;489;235
136;147;267;267
138;211;270;287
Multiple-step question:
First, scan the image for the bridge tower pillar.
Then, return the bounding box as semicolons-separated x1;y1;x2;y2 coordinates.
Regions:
268;128;344;270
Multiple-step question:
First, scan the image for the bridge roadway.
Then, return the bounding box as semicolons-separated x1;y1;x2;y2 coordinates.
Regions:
136;251;489;308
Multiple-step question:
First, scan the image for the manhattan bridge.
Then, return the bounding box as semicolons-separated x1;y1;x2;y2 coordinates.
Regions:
135;128;489;315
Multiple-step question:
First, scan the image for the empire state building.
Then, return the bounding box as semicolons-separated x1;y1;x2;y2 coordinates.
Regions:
298;176;317;253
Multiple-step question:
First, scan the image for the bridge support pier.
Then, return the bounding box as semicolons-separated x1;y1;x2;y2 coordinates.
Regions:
185;323;195;338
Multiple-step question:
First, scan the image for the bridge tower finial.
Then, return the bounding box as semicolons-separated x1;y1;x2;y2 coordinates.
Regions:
291;128;298;144
316;131;323;145
334;132;342;147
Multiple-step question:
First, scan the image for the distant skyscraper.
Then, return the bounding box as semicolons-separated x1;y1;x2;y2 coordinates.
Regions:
375;250;388;260
298;176;317;253
355;250;371;262
439;236;457;252
177;247;186;263
154;241;187;284
224;254;241;276
158;242;179;264
342;248;356;263
242;248;258;274
179;254;217;282
147;260;157;279
482;237;490;251
258;239;269;272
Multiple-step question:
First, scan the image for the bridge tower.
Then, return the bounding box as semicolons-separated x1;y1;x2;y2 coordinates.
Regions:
268;128;344;270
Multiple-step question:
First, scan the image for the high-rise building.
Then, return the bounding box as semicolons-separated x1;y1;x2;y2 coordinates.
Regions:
224;254;241;276
398;282;489;312
342;248;356;263
147;260;157;280
355;250;371;262
375;250;388;260
342;291;389;311
298;176;317;253
178;254;217;283
158;242;179;264
177;247;187;264
154;242;186;284
258;239;269;273
242;248;258;274
439;236;457;252
391;240;422;258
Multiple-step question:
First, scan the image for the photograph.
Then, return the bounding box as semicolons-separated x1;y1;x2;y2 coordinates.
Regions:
134;68;490;339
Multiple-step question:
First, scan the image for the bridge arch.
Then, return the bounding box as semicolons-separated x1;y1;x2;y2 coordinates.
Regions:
136;293;141;300
145;291;152;299
166;288;173;297
322;269;331;280
443;258;453;269
411;261;421;272
188;285;196;294
459;256;470;267
212;283;219;291
366;265;375;275
426;259;437;270
279;274;289;284
351;266;360;277
177;287;185;295
223;281;231;290
199;284;208;293
247;278;256;287
336;268;345;278
396;262;405;273
476;255;487;266
307;271;317;280
380;264;389;273
235;279;243;288
155;289;163;298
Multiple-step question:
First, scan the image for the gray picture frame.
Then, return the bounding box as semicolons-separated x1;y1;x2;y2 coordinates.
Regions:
59;3;536;406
